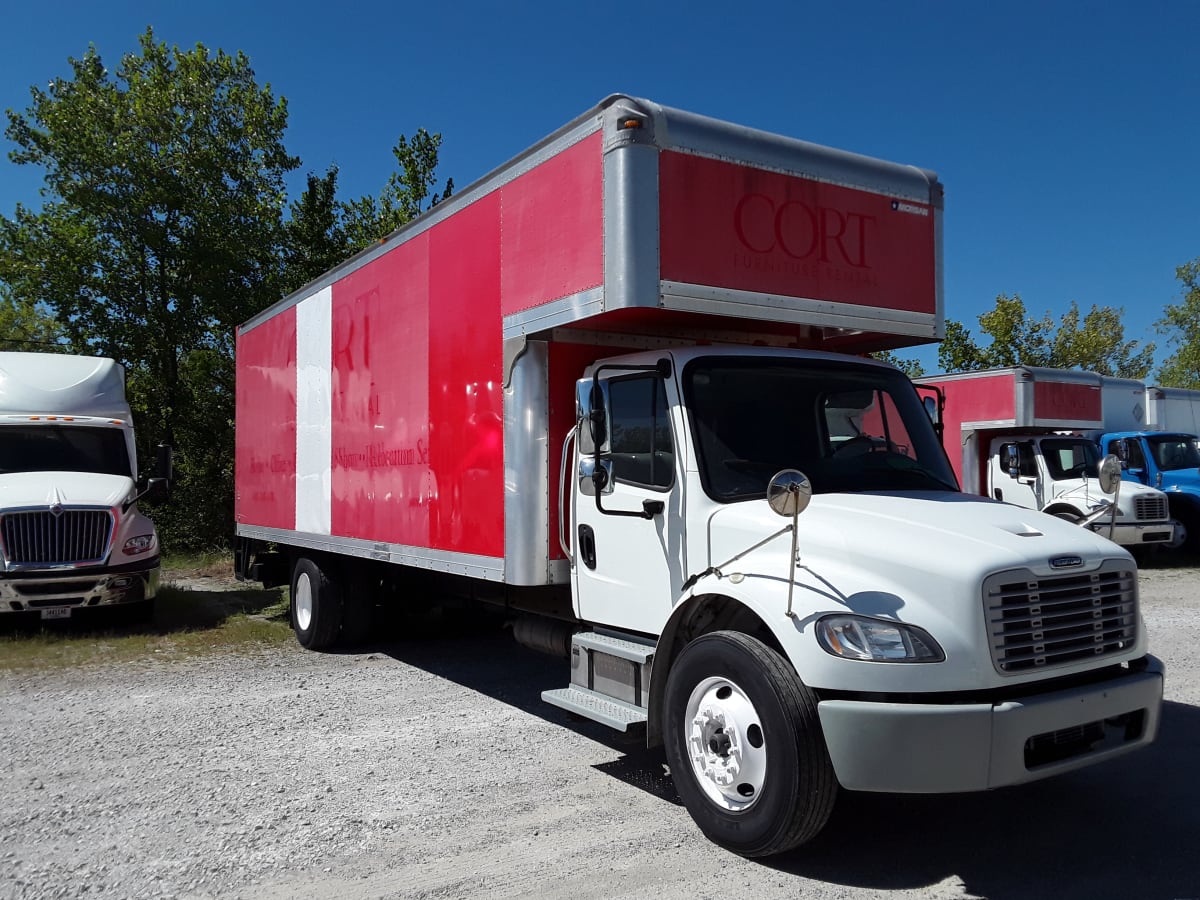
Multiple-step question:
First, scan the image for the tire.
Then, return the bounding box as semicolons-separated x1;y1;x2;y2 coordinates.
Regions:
662;631;837;857
1052;511;1083;524
290;557;343;650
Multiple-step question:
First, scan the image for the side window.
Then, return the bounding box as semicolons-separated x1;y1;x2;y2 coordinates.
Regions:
1110;438;1146;468
608;377;674;490
1018;442;1039;478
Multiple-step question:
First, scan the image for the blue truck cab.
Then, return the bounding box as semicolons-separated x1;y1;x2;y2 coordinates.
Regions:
1097;430;1200;551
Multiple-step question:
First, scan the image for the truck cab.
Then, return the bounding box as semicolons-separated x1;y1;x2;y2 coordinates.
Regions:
1099;430;1200;550
987;433;1175;548
0;352;169;621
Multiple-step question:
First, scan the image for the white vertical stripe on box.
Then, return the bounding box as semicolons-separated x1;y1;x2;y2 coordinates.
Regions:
296;286;332;535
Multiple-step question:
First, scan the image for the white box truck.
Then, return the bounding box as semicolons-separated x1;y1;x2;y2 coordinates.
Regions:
234;96;1163;856
0;352;169;621
917;367;1176;549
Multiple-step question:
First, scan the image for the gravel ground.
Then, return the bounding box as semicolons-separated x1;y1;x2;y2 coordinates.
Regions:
2;566;1198;900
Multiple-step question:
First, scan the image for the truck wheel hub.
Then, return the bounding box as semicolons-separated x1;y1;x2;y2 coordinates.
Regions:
684;677;766;811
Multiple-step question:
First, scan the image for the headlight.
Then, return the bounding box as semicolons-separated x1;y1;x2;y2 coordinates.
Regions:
816;615;944;662
123;534;155;555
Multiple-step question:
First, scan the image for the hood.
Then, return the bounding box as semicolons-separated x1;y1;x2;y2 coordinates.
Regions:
1160;467;1200;491
1051;478;1164;515
707;490;1126;584
0;471;135;510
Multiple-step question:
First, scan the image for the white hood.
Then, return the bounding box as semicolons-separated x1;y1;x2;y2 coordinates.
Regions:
0;471;135;510
1050;477;1163;516
709;490;1126;588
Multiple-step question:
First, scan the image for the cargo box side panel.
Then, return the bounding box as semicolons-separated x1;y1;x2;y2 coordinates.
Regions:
331;232;433;548
329;192;505;560
1030;380;1102;429
501;131;603;318
235;309;297;530
657;151;937;338
430;192;505;557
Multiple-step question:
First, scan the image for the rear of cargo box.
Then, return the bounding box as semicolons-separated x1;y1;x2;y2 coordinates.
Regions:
235;94;943;588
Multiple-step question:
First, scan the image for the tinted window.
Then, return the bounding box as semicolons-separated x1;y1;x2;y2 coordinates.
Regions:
0;425;132;477
607;377;674;489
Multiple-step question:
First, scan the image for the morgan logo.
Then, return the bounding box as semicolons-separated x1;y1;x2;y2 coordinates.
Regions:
1049;555;1084;569
891;200;930;217
734;194;875;268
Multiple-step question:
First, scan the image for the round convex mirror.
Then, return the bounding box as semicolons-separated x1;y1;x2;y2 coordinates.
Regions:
767;469;813;517
1098;454;1123;494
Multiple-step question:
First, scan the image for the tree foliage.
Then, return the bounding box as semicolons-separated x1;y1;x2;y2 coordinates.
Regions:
0;29;452;550
1156;258;1200;389
938;293;1154;378
0;284;64;350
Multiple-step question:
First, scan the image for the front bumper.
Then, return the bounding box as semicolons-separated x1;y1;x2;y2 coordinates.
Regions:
817;656;1164;793
1087;521;1174;546
0;558;160;614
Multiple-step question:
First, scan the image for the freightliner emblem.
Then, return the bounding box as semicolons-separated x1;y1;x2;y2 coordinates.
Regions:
1049;555;1084;568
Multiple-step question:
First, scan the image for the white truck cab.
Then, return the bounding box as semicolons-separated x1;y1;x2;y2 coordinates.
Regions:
0;352;169;621
987;433;1175;547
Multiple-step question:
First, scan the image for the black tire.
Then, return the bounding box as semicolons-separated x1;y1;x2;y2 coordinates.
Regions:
1053;511;1083;524
290;557;343;650
662;631;837;857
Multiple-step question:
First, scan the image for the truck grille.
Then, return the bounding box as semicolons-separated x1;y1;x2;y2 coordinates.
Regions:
1134;495;1168;521
0;509;114;566
983;564;1137;674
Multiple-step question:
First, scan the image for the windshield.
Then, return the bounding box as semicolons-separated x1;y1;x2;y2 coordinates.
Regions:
1040;438;1102;480
1147;434;1200;471
0;425;132;477
683;357;959;501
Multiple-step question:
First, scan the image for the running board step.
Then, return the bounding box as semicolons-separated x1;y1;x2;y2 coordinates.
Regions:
542;687;648;732
542;631;655;732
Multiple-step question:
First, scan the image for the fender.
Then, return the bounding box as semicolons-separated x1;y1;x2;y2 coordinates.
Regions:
647;574;806;746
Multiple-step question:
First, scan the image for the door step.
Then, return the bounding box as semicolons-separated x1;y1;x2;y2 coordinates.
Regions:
542;687;647;731
541;631;655;732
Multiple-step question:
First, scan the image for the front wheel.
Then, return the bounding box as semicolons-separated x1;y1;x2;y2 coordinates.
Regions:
663;631;837;857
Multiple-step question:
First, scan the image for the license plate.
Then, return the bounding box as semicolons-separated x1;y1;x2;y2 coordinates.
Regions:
40;607;72;620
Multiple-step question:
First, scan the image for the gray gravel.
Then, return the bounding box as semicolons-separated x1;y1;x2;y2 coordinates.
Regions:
2;566;1198;900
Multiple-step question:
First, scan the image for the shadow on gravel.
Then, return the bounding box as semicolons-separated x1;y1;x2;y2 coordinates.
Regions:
768;699;1200;900
348;612;683;806
363;616;1197;898
0;585;287;638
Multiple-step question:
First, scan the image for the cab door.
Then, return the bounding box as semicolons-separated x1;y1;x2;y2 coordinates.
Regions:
571;364;686;636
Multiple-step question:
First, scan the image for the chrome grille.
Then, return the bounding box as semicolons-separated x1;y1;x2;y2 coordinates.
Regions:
0;509;114;566
1134;495;1168;521
984;565;1137;674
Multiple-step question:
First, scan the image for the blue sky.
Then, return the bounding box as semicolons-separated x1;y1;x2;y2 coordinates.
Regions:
1;1;1196;374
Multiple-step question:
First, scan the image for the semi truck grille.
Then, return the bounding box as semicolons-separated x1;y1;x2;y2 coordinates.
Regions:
1133;495;1168;521
0;509;114;566
983;564;1137;674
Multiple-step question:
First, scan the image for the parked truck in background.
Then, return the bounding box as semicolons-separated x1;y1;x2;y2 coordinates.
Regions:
1099;378;1200;551
234;96;1163;856
0;352;170;622
917;367;1175;550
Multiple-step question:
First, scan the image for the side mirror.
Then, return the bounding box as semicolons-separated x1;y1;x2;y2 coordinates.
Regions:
922;395;939;424
144;477;169;504
1098;454;1123;494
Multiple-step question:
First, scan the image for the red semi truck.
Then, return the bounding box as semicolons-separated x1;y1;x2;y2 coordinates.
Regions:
235;96;1162;856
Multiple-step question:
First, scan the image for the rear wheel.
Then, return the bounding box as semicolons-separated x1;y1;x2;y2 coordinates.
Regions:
290;557;343;650
663;631;837;857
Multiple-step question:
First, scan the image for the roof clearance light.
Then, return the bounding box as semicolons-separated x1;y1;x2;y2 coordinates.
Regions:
619;117;644;130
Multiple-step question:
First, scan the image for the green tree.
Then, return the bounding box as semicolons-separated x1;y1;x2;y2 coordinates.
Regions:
938;293;1152;377
870;350;925;378
0;284;64;350
1156;258;1200;389
0;28;297;550
340;129;454;252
